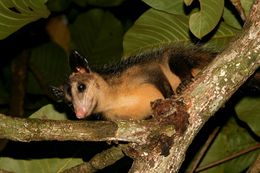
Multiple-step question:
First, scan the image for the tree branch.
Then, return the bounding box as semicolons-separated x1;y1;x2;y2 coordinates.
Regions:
129;0;260;172
62;144;127;173
0;113;163;143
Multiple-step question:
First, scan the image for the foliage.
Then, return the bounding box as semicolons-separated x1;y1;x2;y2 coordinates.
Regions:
198;117;260;173
235;97;260;136
0;157;83;173
0;0;259;172
0;0;50;39
70;9;123;66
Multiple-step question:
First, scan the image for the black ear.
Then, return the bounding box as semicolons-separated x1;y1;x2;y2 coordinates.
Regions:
49;86;64;100
69;50;90;73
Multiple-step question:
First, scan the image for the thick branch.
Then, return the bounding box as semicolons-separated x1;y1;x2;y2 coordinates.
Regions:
129;0;260;172
0;114;156;143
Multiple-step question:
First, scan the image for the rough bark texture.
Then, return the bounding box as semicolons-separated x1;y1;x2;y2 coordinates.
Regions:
129;0;260;172
0;113;159;143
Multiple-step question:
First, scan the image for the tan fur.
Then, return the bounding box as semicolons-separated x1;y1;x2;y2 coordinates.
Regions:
68;69;164;120
64;48;214;120
95;66;164;120
99;84;163;120
159;63;181;92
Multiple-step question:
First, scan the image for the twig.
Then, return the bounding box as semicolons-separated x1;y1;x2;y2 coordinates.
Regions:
62;144;127;173
188;127;221;173
195;143;260;172
230;0;246;21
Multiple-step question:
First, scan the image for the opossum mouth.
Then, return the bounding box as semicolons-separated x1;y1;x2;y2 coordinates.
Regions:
75;98;95;119
75;107;88;119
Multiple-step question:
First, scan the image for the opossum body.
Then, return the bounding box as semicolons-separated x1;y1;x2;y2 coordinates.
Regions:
51;46;215;120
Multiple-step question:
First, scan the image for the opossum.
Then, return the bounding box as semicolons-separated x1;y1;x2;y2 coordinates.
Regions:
51;46;215;120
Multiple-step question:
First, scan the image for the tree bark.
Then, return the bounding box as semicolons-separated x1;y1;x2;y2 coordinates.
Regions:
129;0;260;172
0;114;157;143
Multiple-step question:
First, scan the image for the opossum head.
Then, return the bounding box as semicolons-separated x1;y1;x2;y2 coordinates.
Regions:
62;50;99;119
64;72;98;119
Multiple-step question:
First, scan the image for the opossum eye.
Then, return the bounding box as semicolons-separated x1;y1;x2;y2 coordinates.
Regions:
77;83;86;93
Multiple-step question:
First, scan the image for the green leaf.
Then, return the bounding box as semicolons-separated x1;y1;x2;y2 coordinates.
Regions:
70;9;123;65
0;0;50;39
223;7;242;29
0;157;83;173
189;0;224;39
235;97;260;137
27;42;70;94
203;21;239;50
199;118;259;173
123;9;191;57
241;0;254;16
30;104;69;120
142;0;185;15
184;0;194;6
123;8;238;56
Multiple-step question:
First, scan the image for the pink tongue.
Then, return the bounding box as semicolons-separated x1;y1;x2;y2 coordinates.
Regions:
75;107;87;119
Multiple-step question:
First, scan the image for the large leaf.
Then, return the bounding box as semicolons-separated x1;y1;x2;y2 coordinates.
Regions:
199;118;259;173
0;0;50;39
0;157;83;173
27;42;70;94
203;21;239;50
235;97;260;137
184;0;194;6
189;0;224;39
241;0;254;16
223;7;242;29
123;9;238;56
142;0;185;15
123;9;191;57
70;9;123;65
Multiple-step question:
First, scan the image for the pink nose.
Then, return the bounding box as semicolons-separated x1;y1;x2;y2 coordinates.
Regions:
75;107;87;119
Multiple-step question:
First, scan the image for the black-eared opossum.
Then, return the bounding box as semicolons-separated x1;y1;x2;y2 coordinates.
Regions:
51;46;216;120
